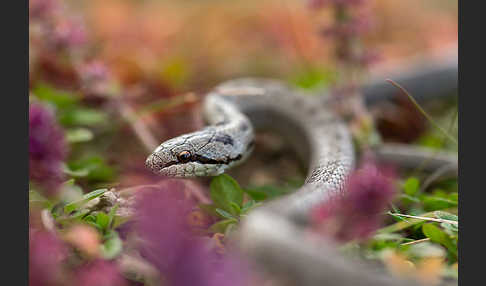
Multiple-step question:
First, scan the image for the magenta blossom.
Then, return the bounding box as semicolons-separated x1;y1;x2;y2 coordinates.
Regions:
29;230;67;286
134;180;194;271
51;17;88;50
75;260;128;286
29;101;68;196
77;60;115;97
134;180;248;286
29;0;59;20
313;161;396;242
78;61;111;85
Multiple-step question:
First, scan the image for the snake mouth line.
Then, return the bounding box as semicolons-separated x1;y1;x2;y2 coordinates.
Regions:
151;140;254;171
156;154;244;170
191;154;243;165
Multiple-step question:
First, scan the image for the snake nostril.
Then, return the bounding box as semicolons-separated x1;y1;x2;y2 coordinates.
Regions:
145;154;163;172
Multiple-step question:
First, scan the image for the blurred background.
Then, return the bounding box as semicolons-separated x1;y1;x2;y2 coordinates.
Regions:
30;0;457;185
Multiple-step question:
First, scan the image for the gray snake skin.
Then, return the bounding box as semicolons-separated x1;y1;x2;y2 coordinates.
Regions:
144;75;457;286
146;78;355;223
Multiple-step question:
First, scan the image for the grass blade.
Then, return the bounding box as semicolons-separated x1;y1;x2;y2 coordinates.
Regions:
386;79;457;145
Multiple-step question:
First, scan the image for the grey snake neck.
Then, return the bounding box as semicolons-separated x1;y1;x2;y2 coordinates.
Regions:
205;78;355;223
146;77;355;223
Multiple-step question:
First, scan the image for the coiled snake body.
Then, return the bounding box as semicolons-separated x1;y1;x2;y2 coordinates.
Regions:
146;78;355;223
142;53;458;286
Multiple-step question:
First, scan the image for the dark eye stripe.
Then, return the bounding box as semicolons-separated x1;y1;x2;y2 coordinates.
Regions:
192;154;242;165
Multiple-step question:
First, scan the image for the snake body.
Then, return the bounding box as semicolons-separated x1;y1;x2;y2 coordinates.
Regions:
146;78;354;222
139;52;458;286
144;76;457;285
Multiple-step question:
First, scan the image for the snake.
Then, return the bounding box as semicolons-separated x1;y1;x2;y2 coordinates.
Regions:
143;76;457;286
145;77;354;223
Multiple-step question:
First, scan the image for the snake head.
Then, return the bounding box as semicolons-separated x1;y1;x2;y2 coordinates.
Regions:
145;129;253;177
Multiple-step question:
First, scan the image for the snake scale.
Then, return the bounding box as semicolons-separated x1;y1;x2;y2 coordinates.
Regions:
143;76;456;286
146;78;355;224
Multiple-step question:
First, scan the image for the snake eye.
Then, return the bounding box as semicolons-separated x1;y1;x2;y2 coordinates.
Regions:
177;151;192;163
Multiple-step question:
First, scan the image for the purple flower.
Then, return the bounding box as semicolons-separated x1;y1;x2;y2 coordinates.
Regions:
78;61;111;85
169;243;248;286
75;260;128;286
29;101;68;196
134;180;248;286
313;161;396;241
29;230;67;286
134;180;194;270
77;60;114;97
29;0;59;20
51;17;87;50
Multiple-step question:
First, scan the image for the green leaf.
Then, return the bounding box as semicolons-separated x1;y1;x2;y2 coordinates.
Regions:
68;156;115;182
66;128;94;143
208;219;236;234
449;192;458;203
86;221;102;231
111;215;131;229
377;208;457;234
96;212;110;231
372;233;404;241
229;202;241;215
62;164;89;177
243;188;268;201
403;177;420;196
60;108;108;126
241;200;257;212
441;222;458;234
423;196;457;211
388;211;410;223
215;208;238;221
434;211;458;222
399;194;421;204
100;230;123;259
63;178;76;186
55;209;91;226
32;83;79;109
107;203;119;229
64;188;108;214
422;223;456;257
210;174;243;214
83;214;97;223
245;185;292;201
70;209;90;220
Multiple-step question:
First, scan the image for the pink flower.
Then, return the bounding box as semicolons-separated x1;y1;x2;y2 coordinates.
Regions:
78;61;111;85
29;0;59;20
77;60;114;97
313;162;396;242
29;101;68;196
29;230;67;286
75;260;128;286
134;180;248;286
51;18;87;50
